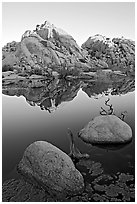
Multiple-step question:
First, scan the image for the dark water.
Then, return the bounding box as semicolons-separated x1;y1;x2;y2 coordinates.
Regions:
2;77;135;184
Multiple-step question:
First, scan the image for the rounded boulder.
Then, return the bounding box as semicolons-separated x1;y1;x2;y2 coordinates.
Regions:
18;141;84;197
78;115;132;144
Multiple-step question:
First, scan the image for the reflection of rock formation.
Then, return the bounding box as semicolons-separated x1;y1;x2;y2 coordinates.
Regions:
82;76;135;98
2;76;135;112
82;81;112;98
40;98;57;113
2;79;82;113
111;77;135;96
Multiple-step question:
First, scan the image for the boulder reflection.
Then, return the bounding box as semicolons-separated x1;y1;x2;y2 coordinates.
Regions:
2;75;135;113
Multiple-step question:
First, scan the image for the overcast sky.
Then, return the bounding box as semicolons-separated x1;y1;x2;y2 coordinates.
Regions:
2;2;135;46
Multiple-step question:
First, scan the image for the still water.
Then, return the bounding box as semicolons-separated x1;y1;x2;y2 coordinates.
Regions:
2;79;135;183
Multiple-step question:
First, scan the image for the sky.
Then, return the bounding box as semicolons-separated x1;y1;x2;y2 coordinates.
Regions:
2;2;135;46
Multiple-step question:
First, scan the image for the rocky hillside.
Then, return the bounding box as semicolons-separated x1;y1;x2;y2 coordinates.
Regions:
2;21;135;77
82;34;135;74
2;21;90;75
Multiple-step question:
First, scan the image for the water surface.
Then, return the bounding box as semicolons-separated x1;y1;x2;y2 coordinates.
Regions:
2;78;135;183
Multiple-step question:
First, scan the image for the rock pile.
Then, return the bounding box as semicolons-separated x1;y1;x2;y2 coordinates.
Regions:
82;34;135;73
2;21;88;75
2;21;135;76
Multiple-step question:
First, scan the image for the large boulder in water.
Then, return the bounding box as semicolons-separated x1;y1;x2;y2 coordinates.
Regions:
78;115;132;144
18;141;84;198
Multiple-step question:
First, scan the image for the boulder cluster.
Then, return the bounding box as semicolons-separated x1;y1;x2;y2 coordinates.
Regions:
82;34;135;73
2;20;88;75
2;21;135;76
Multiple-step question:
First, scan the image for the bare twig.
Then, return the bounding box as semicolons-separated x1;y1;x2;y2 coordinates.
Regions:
67;128;75;158
105;98;110;106
67;128;89;161
105;98;114;115
100;107;108;115
119;111;127;121
100;98;114;115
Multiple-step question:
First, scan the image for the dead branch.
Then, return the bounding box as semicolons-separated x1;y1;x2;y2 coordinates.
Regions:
119;111;127;121
67;128;89;161
100;107;108;115
100;98;114;115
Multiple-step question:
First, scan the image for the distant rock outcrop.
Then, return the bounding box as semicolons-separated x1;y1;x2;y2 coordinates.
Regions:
78;115;132;144
2;22;135;76
18;141;84;198
82;34;135;73
2;21;89;74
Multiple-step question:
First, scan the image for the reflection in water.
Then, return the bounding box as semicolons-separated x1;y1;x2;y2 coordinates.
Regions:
67;128;90;163
2;79;82;113
2;75;135;201
92;142;131;151
82;76;135;98
2;75;135;113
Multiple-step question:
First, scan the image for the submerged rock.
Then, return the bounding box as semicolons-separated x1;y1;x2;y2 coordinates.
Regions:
2;178;50;202
76;160;134;202
3;167;135;202
78;115;132;144
18;141;84;198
